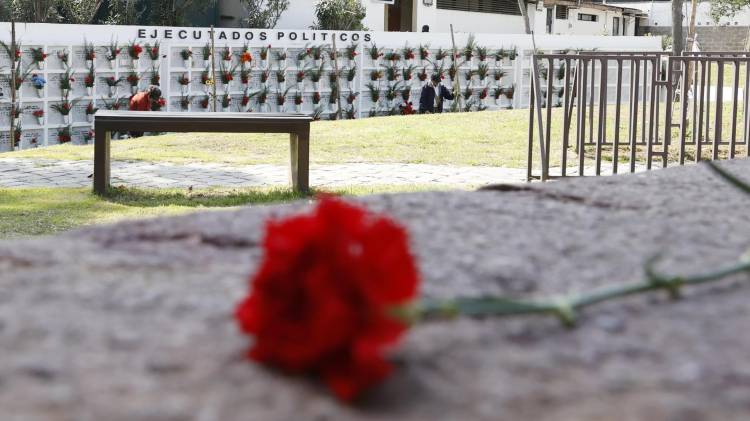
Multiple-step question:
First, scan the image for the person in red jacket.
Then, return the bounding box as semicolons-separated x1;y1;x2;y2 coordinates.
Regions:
128;86;162;137
129;85;162;111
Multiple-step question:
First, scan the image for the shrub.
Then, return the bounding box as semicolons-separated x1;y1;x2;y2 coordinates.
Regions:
242;0;289;28
312;0;367;31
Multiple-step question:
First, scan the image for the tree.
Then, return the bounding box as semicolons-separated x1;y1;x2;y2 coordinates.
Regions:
671;0;683;56
0;2;11;20
709;0;750;50
3;0;61;22
710;0;748;20
105;0;216;26
56;0;105;24
312;0;367;31
241;0;289;28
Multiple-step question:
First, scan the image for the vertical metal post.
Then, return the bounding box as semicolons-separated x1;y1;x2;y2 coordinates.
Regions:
449;25;463;112
696;60;706;162
714;60;723;160
641;59;648;146
613;59;623;174
331;36;343;120
646;59;657;169
730;60;740;158
679;58;689;165
527;79;535;181
562;57;571;177
579;59;588;175
705;60;712;146
589;59;595;145
654;58;664;168
210;26;217;112
596;58;607;176
9;20;16;150
745;60;750;156
545;57;553;167
630;59;640;173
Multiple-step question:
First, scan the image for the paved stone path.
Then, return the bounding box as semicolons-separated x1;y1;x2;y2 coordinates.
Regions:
0;158;529;188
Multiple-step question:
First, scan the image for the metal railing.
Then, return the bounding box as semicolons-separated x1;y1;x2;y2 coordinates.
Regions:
527;52;750;181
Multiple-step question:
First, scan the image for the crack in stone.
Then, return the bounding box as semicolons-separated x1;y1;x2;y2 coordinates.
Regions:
478;184;641;210
0;256;36;269
101;233;259;249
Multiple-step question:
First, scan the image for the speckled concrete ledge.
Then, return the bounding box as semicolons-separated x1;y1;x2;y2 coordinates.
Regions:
3;160;750;420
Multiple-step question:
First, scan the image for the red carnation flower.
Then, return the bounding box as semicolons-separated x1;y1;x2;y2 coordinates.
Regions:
235;197;419;401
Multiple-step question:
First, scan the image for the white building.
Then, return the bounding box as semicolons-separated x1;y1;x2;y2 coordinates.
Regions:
218;0;642;36
616;1;750;28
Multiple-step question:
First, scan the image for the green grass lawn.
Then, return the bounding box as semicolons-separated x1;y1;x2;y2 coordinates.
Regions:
7;110;535;168
10;103;745;172
0;184;462;239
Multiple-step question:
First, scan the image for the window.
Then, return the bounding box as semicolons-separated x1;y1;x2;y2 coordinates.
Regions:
613;17;620;35
556;5;569;20
436;0;522;16
546;7;553;34
578;13;598;22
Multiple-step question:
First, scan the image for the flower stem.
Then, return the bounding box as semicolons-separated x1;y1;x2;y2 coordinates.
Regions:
411;163;750;327
416;256;750;327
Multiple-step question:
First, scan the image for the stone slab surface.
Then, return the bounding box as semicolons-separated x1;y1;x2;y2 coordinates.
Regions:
3;160;750;420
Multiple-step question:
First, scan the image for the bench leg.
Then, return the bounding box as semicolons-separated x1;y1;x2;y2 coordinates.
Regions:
93;129;111;195
290;130;310;193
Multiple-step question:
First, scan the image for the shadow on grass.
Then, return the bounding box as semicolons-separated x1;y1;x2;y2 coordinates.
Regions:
101;185;316;208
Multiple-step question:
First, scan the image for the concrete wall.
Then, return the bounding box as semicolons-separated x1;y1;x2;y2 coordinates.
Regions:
363;1;387;32
642;25;750;51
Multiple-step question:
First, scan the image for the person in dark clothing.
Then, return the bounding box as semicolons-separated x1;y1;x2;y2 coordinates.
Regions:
419;74;454;114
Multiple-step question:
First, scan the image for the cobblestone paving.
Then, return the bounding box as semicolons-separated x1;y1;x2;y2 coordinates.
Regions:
0;158;529;189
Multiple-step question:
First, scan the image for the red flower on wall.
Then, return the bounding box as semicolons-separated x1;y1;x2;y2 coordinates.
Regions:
235;197;420;401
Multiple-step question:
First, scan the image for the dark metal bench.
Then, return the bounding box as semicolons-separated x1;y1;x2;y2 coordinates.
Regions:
93;111;312;194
